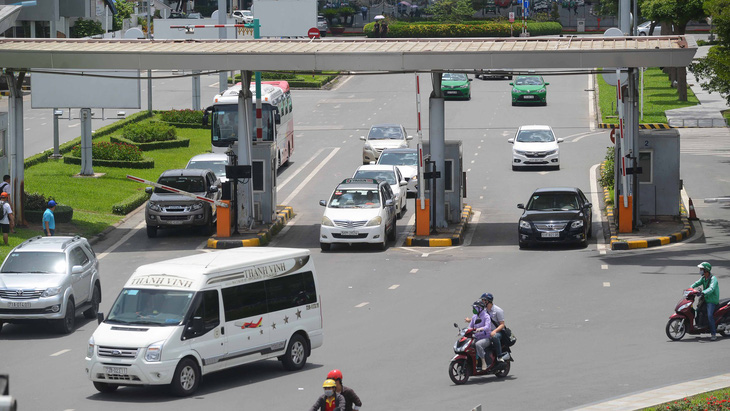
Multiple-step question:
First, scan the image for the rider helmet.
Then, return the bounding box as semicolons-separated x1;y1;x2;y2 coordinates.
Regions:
323;379;337;388
472;300;485;314
327;369;343;380
481;293;494;303
698;262;712;273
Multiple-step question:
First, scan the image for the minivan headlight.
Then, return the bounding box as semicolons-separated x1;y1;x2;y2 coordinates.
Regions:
191;202;204;211
87;336;95;358
148;201;161;212
321;216;334;226
145;341;164;362
366;216;383;226
42;286;62;297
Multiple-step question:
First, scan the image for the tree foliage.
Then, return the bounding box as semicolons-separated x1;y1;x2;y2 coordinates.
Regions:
112;0;135;32
688;0;730;105
70;18;104;38
641;0;705;34
426;0;476;23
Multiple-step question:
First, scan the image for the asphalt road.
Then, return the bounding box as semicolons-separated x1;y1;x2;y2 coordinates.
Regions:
2;71;730;410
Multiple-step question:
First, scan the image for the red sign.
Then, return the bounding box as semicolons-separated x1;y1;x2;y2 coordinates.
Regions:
509;12;515;22
495;0;510;6
308;27;320;39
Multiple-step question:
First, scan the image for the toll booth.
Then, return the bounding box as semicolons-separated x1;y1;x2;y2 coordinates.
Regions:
421;140;464;223
638;129;680;216
0;112;7;174
251;142;277;224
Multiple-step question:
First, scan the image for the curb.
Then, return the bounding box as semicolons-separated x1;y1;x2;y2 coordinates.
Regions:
599;164;693;250
598;123;672;129
206;206;295;249
405;205;472;247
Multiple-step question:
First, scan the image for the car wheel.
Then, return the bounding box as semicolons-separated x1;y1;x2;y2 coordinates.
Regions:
146;225;157;238
639;32;646;36
93;382;119;393
0;321;4;334
519;240;527;249
587;223;593;239
57;298;76;334
84;284;101;319
281;334;308;371
320;242;331;252
511;102;516;106
170;358;200;397
388;219;397;242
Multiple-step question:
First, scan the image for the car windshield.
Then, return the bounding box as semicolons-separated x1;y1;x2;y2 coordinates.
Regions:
328;189;381;209
353;170;397;185
378;152;418;166
106;288;195;326
156;176;206;194
526;193;580;211
516;129;555;143
442;73;468;81
1;252;66;274
514;76;544;86
368;126;404;140
187;160;227;179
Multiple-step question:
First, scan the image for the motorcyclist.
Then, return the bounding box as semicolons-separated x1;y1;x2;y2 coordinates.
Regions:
691;262;720;341
467;300;492;370
481;293;510;361
326;369;362;411
310;379;345;411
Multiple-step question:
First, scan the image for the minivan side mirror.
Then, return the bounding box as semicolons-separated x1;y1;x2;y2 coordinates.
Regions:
585;202;593;208
385;199;394;207
517;203;525;209
557;138;564;143
359;136;366;141
97;312;104;324
509;82;514;86
507;138;515;144
545;82;550;86
319;200;327;206
191;317;204;334
406;135;413;140
209;185;219;193
145;187;153;194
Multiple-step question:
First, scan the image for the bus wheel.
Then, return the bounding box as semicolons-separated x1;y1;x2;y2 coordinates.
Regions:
282;334;307;371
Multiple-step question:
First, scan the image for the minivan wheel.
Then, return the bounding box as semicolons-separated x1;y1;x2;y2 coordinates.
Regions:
57;298;76;334
84;285;101;319
146;225;157;238
282;334;308;371
170;358;200;397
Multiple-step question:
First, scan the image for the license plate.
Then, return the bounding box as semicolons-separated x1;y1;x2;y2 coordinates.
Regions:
446;91;458;95
167;220;184;225
104;367;128;375
523;95;535;99
7;301;31;308
541;232;559;238
341;230;359;236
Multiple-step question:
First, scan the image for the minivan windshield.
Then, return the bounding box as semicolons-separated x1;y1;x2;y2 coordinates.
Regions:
106;289;195;326
1;252;66;274
328;189;380;208
156;176;206;194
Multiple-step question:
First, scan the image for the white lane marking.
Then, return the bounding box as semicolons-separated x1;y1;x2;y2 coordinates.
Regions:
98;221;145;260
462;210;480;247
277;148;327;191
389;284;400;290
571;131;603;143
329;74;354;91
603;282;611;287
601;265;608;270
68;123;79;128
51;349;71;357
281;148;340;205
589;163;605;249
421;253;429;257
588;73;597;131
410;269;419;273
471;160;475;164
396;213;416;247
479;196;484;200
467;169;471;172
355;302;369;308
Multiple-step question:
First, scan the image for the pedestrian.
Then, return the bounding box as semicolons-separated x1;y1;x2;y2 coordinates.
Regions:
373;20;381;38
361;6;367;21
380;20;388;37
0;192;14;245
692;262;720;341
0;175;10;196
309;379;345;411
326;369;362;411
43;200;56;236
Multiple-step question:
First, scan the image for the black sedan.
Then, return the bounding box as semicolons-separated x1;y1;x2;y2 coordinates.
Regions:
517;187;592;248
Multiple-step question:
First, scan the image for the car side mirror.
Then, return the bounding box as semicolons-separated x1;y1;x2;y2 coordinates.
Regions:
406;135;413;140
319;200;327;207
72;265;84;274
97;312;104;324
545;82;550;86
209;185;219;193
360;136;366;140
585;202;592;208
145;187;153;194
468;78;473;82
385;199;394;207
507;138;514;144
557;138;564;143
400;181;407;186
517;203;525;209
509;82;514;86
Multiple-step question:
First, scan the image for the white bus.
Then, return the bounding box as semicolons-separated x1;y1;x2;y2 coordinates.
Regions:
85;247;322;396
205;80;294;169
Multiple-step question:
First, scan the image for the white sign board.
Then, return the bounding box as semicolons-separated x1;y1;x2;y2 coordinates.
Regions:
252;0;317;38
31;70;141;109
601;28;629;86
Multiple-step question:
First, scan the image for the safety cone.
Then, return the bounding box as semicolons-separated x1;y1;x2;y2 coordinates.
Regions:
689;198;699;220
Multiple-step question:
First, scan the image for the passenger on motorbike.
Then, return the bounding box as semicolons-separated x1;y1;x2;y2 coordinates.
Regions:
481;293;510;362
691;262;720;341
468;300;492;370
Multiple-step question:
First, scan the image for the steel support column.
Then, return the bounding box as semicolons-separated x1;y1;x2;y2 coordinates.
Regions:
4;70;25;224
79;108;94;176
192;70;201;110
237;70;255;229
429;73;447;228
218;0;228;93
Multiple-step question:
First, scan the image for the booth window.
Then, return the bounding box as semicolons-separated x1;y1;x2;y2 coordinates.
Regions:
445;160;453;192
638;150;653;184
0;129;5;158
252;160;264;191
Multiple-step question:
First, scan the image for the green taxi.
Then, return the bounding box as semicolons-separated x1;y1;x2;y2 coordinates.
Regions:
441;73;472;100
510;75;549;106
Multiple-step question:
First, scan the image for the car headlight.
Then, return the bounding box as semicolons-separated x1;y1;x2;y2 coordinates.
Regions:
321;216;334;226
364;142;373;151
145;341;164;362
191;202;204;211
537;88;547;93
148;201;161;212
571;220;584;229
514;149;526;155
545;149;557;155
519;220;531;230
366;216;382;227
42;286;62;297
87;336;95;358
513;89;526;94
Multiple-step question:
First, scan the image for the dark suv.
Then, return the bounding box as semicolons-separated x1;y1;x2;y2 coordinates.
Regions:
517;187;592;248
145;169;221;238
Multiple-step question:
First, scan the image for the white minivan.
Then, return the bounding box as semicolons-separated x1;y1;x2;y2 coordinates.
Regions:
85;248;323;396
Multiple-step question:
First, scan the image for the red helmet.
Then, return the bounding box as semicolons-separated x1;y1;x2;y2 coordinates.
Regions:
327;369;343;380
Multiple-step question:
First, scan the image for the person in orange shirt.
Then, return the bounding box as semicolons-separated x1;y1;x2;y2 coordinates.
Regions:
309;379;345;411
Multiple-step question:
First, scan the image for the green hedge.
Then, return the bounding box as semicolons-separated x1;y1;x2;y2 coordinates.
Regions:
109;135;190;151
112;190;151;215
363;21;562;37
158;109;204;124
122;121;177;143
160;121;208;129
25;205;74;224
62;154;155;169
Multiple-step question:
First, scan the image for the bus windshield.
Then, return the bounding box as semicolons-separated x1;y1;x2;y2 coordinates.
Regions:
212;104;276;145
106;288;195;326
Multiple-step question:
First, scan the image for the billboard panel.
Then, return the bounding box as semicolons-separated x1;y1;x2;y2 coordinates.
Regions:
31;70;141;109
252;0;317;38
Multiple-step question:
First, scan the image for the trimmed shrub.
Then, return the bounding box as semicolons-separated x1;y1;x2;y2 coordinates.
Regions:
24;192;48;211
110;135;190;151
158;109;204;124
122;122;177;143
600;147;615;189
25;205;74;224
364;20;561;38
112;190;151;215
63;155;154;169
70;141;143;161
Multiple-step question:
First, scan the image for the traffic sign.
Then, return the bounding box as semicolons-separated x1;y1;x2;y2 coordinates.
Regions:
509;12;515;22
308;27;320;39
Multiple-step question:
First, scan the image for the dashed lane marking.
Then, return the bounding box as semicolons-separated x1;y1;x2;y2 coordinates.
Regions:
603;282;611;287
355;302;369;308
410;269;419;273
51;349;71;357
389;285;400;290
601;265;608;270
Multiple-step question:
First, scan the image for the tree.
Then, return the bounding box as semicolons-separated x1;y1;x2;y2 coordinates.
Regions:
689;0;730;105
70;19;104;38
112;0;135;32
427;0;476;22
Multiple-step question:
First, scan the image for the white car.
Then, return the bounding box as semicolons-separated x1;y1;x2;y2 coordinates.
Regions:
232;10;253;24
317;15;328;37
360;124;413;164
508;125;563;170
352;164;408;219
186;153;229;183
637;21;661;36
319;178;397;251
376;148;418;197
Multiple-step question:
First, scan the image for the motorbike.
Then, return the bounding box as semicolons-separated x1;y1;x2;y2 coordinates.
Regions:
665;288;730;340
448;323;513;384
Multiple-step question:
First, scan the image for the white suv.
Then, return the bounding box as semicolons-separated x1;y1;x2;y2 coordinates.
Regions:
360;124;412;164
232;10;253;24
0;236;101;334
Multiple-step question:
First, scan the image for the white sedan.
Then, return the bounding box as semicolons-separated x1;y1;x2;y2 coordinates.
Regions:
508;125;563;171
352;165;408;218
376;148;418;197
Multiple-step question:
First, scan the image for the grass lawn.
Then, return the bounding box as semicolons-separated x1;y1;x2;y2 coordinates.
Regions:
641;387;730;410
598;68;700;124
2;121;212;261
723;109;730;125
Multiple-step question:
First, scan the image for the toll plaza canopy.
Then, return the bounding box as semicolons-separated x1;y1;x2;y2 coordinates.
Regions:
0;36;696;72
